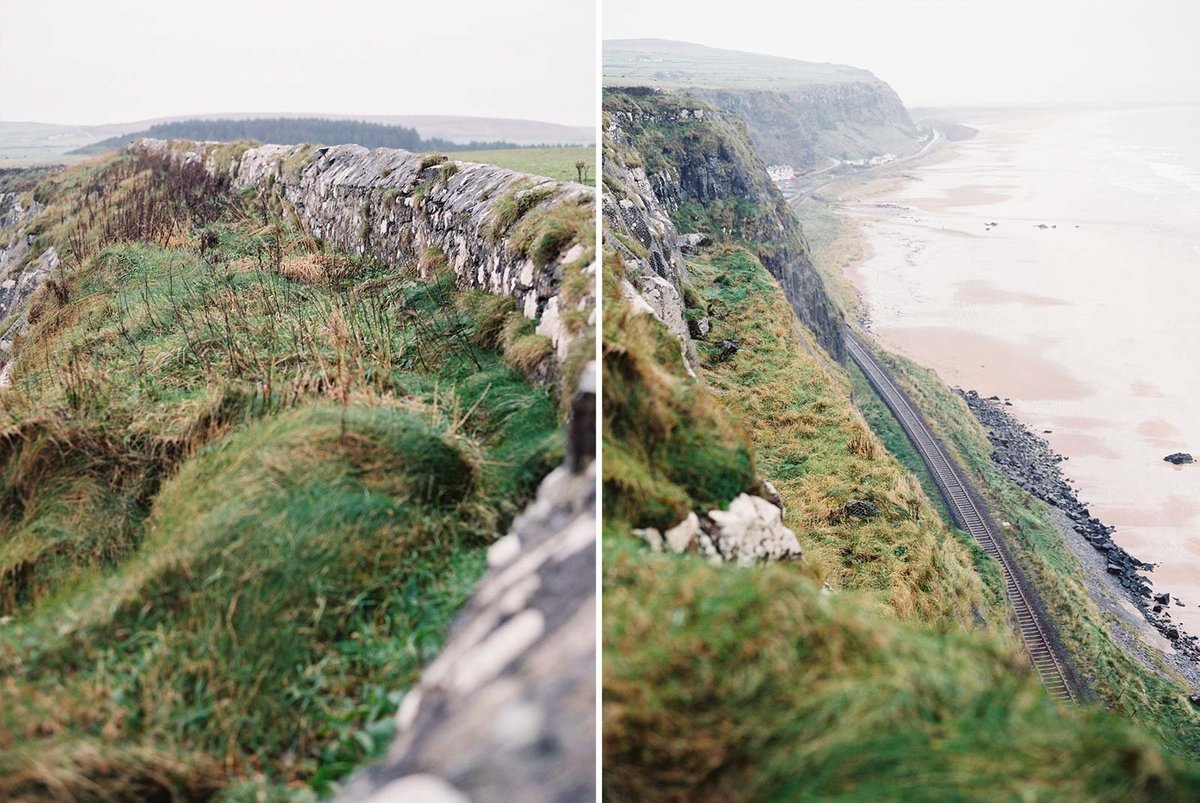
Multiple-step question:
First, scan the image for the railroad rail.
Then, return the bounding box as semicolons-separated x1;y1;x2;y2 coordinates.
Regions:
846;329;1076;703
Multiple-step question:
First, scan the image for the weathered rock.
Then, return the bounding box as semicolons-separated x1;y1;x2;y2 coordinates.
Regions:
704;494;803;566
1164;452;1194;465
603;42;923;173
678;232;711;251
713;339;740;362
758;479;784;513
843;500;881;519
604;90;845;362
959;388;1200;663
602;116;695;363
634;527;664;552
0;246;59;385
664;512;701;554
337;364;596;803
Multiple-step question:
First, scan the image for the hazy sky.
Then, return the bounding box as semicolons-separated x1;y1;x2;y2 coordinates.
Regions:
0;0;596;126
605;0;1200;108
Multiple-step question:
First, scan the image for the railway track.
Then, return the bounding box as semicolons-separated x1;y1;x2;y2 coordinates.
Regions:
846;329;1076;703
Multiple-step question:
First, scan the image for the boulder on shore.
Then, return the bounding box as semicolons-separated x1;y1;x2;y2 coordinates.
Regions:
1164;452;1195;465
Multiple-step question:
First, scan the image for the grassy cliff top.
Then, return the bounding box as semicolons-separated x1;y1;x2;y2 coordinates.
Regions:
0;150;562;798
603;38;878;90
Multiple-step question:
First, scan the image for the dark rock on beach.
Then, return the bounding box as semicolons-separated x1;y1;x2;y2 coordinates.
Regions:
1164;452;1195;465
958;388;1200;664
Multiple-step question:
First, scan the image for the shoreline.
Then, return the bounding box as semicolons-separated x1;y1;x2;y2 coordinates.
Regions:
960;389;1200;679
799;119;1200;690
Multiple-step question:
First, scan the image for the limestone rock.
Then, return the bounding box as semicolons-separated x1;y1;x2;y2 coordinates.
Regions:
664;512;701;553
704;494;803;566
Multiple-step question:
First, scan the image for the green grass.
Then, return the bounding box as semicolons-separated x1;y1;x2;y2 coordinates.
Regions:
687;245;1001;628
846;361;954;527
604;535;1200;802
453;146;594;183
0;152;561;798
601;251;757;532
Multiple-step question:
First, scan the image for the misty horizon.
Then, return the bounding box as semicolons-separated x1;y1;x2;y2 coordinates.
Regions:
604;0;1200;109
0;0;595;128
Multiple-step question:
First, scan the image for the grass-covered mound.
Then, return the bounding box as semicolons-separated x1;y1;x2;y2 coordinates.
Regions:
689;246;999;629
0;151;560;797
604;539;1200;801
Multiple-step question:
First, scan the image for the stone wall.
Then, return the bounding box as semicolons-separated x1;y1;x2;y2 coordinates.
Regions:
133;139;595;363
336;364;596;803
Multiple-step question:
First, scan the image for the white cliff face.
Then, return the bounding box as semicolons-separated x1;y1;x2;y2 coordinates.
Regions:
133;139;596;364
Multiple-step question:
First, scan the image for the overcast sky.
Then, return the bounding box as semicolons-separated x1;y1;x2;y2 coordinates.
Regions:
605;0;1200;108
0;0;596;126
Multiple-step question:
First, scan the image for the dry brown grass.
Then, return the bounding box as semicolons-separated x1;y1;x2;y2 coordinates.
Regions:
278;253;356;286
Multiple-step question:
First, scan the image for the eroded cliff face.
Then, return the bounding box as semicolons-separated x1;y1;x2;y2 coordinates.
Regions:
601;117;694;360
603;39;924;172
694;81;923;171
603;89;844;361
133;139;596;367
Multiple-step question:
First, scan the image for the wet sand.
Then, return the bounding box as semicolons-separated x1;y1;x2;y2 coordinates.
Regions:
841;106;1200;638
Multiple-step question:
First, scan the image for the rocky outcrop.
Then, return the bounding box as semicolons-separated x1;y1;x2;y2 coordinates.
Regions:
636;493;802;567
132;139;595;364
337;364;597;803
602;116;695;361
603;89;844;361
0;244;58;385
0;192;47;320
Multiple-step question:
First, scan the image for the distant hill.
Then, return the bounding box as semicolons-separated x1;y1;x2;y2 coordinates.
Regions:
602;39;925;170
0;113;593;166
603;38;874;90
68;117;517;156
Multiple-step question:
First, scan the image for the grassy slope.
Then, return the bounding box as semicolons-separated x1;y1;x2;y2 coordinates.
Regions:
453;146;594;183
0;153;560;798
688;246;1000;628
602;244;1200;799
605;538;1200;801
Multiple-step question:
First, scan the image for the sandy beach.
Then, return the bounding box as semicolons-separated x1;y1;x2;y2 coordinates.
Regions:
835;105;1200;639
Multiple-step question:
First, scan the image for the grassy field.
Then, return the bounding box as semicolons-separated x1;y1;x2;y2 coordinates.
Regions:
0;151;561;798
453;146;594;183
